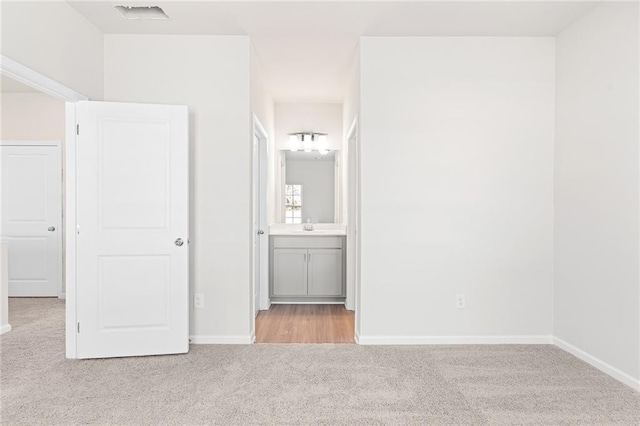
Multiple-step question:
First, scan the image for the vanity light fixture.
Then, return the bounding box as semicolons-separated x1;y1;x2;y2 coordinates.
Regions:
287;132;329;154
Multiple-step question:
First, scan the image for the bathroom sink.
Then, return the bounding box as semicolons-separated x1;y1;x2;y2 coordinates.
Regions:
291;230;327;234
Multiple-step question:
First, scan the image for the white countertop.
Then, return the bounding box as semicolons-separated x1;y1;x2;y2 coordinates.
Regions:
269;223;347;236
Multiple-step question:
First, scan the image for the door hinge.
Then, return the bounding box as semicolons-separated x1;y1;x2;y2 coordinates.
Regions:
76;124;79;136
77;322;80;333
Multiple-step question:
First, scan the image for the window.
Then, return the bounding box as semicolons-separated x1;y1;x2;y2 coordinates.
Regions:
285;184;302;224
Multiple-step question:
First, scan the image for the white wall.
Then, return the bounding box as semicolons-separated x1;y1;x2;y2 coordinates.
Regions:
104;35;252;341
0;1;103;100
274;103;343;222
286;158;335;223
250;44;276;224
554;2;640;385
0;93;65;140
359;37;555;341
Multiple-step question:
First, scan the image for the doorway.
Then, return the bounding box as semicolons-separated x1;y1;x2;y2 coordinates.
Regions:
0;54;87;349
253;104;357;344
0;141;62;297
253;115;269;320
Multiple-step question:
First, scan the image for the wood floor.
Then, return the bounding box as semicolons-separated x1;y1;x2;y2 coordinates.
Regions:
255;304;355;343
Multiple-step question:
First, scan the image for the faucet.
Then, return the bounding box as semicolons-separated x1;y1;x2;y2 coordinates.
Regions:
303;219;314;231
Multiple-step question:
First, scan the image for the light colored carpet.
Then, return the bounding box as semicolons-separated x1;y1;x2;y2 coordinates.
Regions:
1;298;639;425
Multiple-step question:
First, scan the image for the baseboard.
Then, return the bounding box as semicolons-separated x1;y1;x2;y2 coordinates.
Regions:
553;336;640;392
354;330;361;344
58;293;66;300
357;335;553;345
0;324;12;335
189;335;253;344
270;301;345;305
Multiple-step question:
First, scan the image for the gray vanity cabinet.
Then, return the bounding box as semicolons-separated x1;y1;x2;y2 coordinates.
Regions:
270;236;345;301
307;249;342;296
273;249;308;296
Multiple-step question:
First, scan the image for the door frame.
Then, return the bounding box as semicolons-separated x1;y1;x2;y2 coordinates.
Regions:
1;54;89;358
346;117;361;340
0;140;63;298
252;114;270;323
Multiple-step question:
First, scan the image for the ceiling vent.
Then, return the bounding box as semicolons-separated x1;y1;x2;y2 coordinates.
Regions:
114;5;169;20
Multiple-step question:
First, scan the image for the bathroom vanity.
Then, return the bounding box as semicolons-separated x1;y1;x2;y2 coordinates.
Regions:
268;146;347;304
269;228;346;304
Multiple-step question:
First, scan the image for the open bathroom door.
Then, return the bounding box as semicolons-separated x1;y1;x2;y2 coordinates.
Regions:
74;101;189;359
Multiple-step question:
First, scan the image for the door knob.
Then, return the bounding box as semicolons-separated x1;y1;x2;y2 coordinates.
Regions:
175;238;184;247
257;230;265;235
48;226;56;232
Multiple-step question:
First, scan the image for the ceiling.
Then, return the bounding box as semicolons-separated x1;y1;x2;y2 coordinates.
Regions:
67;1;600;102
0;76;41;93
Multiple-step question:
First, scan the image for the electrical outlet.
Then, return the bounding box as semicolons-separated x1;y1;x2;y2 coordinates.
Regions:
194;293;204;309
456;293;466;309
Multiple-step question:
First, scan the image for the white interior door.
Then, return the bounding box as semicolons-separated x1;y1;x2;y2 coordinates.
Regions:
1;143;61;297
75;101;189;359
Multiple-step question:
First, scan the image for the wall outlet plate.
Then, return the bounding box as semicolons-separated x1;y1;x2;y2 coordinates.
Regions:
456;293;466;309
194;293;204;309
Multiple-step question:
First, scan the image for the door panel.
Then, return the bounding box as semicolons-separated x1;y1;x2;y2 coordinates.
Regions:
100;120;170;229
307;249;343;296
98;255;170;330
76;101;188;359
1;145;61;297
273;249;307;296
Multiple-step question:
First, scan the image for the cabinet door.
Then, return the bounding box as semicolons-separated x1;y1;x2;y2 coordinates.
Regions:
273;249;308;296
307;249;343;296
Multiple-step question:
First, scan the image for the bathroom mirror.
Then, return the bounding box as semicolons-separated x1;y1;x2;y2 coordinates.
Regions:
279;150;340;224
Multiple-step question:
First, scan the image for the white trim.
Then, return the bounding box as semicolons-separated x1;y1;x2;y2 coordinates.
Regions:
553;337;640;392
346;117;358;150
357;335;553;345
64;103;78;359
190;335;254;345
270;301;344;304
345;117;358;312
0;55;88;102
345;115;361;350
252;114;270;318
0;140;61;147
253;113;268;145
0;324;12;335
354;330;361;344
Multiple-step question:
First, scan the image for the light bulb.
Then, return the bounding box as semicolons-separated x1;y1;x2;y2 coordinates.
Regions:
303;134;312;152
288;134;298;152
